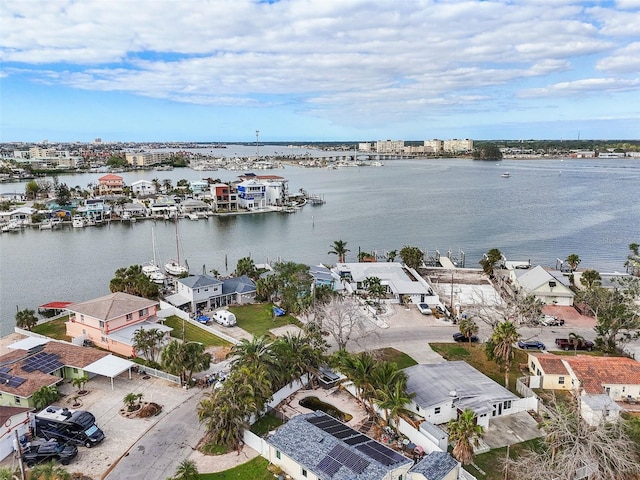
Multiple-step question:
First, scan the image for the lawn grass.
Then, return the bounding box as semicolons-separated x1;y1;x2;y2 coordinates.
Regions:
229;303;299;338
430;343;528;394
373;347;418;369
32;316;71;341
199;456;273;480
250;413;284;436
162;315;231;347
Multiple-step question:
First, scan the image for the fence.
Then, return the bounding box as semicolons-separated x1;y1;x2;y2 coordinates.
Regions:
157;302;240;345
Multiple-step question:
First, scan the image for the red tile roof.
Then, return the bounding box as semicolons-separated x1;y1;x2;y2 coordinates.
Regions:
565;355;640;394
98;174;123;181
531;353;570;375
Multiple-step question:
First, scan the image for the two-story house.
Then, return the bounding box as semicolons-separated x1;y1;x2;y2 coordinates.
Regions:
131;179;156;196
166;274;256;312
97;174;124;196
210;183;238;211
65;292;171;357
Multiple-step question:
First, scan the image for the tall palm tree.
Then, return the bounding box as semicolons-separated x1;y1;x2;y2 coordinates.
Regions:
458;318;479;344
486;321;520;388
182;342;212;385
448;409;484;465
227;336;278;385
328;240;350;263
173;459;199;480
337;351;377;411
580;269;602;289
566;253;581;272
374;380;415;428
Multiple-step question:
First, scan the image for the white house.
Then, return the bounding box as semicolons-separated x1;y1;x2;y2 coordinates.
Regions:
332;262;438;306
131;179;156;196
580;395;622;427
404;361;535;429
510;265;574;306
0;406;31;461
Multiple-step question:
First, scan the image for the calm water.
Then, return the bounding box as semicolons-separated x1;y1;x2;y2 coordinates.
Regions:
1;156;639;335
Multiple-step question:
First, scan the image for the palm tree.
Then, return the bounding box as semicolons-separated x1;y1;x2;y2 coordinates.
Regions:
123;392;140;412
566;253;581;272
374;380;415;428
336;351;377;412
235;256;257;279
486;321;520;388
458;317;479;344
448;409;484;465
173;459;199;480
386;250;398;262
15;308;38;330
479;248;502;276
227;336;278;386
182;342;212;385
362;276;386;306
580;269;602;289
72;374;89;394
328;240;350;263
133;327;165;363
28;461;71;480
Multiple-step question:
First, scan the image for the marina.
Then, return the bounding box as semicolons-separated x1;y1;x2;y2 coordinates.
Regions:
1;157;639;335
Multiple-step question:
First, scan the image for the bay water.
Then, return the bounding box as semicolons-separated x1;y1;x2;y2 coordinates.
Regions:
1;156;639;335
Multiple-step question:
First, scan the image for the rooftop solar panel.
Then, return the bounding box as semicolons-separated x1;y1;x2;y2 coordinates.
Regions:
317;456;341;477
0;367;10;374
343;434;370;446
21;352;63;373
356;441;407;466
329;444;370;474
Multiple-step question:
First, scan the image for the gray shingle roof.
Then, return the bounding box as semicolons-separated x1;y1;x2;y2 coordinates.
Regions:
222;275;256;294
410;451;459;480
179;274;222;289
267;411;412;480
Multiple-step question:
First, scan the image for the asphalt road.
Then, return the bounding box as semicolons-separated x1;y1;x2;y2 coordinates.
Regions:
105;392;206;480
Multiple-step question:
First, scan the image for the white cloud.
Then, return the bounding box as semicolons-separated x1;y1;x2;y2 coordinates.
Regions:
519;78;640;97
1;0;639;127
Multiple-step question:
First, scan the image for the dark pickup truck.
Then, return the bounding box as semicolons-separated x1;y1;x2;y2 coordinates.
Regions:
555;338;595;351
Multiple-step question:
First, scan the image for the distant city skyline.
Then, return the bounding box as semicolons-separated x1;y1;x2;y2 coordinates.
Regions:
1;0;639;142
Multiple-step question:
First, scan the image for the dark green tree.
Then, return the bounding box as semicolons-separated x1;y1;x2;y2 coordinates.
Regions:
580;269;601;289
479;248;503;276
399;245;424;270
328;240;350;263
472;143;503;160
234;256;257;280
15;308;38;330
109;265;159;299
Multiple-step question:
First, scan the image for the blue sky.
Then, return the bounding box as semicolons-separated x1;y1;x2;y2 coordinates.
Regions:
1;0;639;142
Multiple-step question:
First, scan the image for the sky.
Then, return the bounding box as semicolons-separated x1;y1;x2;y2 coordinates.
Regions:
1;0;639;142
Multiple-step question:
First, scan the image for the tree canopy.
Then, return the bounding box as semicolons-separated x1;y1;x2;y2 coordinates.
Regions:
109;265;159;299
399;245;423;270
472;143;503;160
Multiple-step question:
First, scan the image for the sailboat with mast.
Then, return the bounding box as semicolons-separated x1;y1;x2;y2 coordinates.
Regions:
164;212;189;276
142;226;167;284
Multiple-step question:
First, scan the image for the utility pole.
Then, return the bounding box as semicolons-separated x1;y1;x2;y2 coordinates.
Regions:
14;429;26;480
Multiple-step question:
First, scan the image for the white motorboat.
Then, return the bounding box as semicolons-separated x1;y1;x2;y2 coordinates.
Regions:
1;220;21;233
72;215;85;228
501;172;511;178
187;212;199;221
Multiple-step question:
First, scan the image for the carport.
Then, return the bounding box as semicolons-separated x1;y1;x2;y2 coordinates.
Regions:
84;354;135;390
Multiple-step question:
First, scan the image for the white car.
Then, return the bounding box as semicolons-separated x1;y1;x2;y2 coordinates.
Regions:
417;303;433;315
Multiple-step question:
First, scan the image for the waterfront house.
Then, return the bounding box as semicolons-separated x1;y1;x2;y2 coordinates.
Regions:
97;174;124;195
509;265;574;306
180;199;210;217
65;292;171;357
189;180;209;196
150;196;178;216
237;173;288;206
332;262;438;306
166;274;256;312
236;178;266;210
404;361;534;429
266;410;414;480
131;179;156;196
209;183;238;211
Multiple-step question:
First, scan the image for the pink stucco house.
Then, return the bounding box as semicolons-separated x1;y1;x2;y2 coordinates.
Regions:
65;292;172;357
97;173;124;195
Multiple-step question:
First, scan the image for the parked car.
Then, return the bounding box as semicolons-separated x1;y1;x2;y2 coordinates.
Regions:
22;440;78;467
555;338;595;351
518;339;546;350
417;303;432;315
453;332;479;343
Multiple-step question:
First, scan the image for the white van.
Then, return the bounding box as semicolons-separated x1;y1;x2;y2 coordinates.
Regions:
213;310;236;327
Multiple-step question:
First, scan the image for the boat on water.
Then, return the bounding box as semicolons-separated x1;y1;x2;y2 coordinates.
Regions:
1;220;21;233
72;215;85;228
142;227;167;284
501;172;511;178
164;214;189;276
